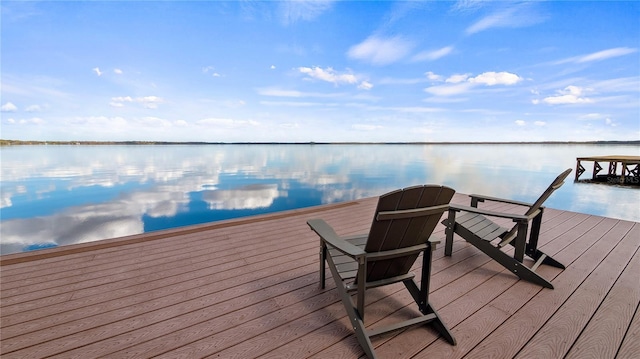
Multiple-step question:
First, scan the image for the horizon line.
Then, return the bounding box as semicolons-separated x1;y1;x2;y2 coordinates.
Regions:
2;139;640;146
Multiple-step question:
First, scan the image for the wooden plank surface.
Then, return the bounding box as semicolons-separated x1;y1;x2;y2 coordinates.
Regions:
1;193;638;358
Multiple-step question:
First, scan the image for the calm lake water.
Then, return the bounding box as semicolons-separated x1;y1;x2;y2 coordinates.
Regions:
1;143;638;255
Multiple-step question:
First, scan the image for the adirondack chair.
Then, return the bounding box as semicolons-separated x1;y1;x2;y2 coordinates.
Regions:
442;168;572;289
307;185;456;359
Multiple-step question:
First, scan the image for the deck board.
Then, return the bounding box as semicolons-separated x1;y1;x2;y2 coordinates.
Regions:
564;235;640;359
1;193;638;358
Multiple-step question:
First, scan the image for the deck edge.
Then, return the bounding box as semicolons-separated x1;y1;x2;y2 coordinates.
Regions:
0;201;360;266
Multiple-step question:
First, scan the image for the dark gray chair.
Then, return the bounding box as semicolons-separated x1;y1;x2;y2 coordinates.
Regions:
442;168;572;289
307;185;456;358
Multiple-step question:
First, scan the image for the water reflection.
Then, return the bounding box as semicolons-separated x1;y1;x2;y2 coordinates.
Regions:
1;144;638;255
202;184;282;210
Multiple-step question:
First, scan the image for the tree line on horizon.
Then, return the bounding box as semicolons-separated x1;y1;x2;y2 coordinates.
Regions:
1;139;639;146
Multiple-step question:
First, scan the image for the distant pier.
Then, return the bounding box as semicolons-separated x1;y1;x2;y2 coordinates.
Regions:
575;155;640;186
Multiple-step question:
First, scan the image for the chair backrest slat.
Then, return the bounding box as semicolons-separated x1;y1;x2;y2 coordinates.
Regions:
524;168;572;216
503;168;572;243
364;185;455;282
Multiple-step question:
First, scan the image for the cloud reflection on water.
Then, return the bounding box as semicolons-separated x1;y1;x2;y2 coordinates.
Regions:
202;184;282;210
1;144;638;255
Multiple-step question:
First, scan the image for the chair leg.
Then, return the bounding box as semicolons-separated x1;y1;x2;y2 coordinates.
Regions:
444;210;456;257
513;221;528;263
338;287;376;358
524;209;564;270
421;302;457;345
403;279;457;345
319;241;327;289
402;248;456;345
325;252;377;358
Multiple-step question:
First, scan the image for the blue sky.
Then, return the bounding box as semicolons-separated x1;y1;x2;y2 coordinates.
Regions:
1;0;639;142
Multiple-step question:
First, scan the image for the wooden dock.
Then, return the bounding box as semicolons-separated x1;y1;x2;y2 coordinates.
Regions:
575;155;640;186
1;193;638;358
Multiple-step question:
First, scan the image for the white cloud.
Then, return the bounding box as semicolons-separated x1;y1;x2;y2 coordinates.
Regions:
174;120;189;127
110;96;132;107
259;88;304;97
452;0;486;13
542;86;593;105
425;71;521;97
9;117;33;128
579;113;615;126
279;0;335;25
579;47;637;62
466;4;545;35
412;46;454;62
469;71;522;86
555;47;638;64
114;68;123;75
93;67;103;76
347;35;414;65
1;102;18;112
515;119;545;127
358;81;373;90
425;82;473;96
202;66;221;77
110;96;163;109
467;9;513;34
425;71;444;82
446;74;470;84
589;77;639;93
580;113;606;121
297;66;359;86
270;65;276;70
25;104;42;112
112;96;134;102
257;87;344;98
140;96;163;109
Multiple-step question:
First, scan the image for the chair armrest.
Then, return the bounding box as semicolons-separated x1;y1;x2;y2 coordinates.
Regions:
428;236;442;250
307;219;365;257
469;194;534;208
449;204;531;222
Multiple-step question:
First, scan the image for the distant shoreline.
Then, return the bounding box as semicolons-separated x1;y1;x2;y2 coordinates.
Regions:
1;139;639;146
